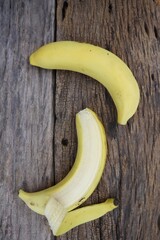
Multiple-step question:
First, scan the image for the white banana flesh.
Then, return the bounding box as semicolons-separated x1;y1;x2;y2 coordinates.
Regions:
45;196;67;235
30;41;140;124
53;108;106;209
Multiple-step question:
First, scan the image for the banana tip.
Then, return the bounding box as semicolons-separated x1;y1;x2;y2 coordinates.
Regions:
29;54;35;66
106;198;119;210
18;189;27;201
18;189;23;198
117;116;127;125
113;198;119;207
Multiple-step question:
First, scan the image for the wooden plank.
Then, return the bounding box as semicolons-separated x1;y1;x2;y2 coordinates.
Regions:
55;0;160;240
0;1;55;240
1;0;160;240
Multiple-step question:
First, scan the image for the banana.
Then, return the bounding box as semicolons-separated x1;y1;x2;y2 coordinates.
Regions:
19;108;107;215
19;109;118;236
45;197;117;236
30;41;140;124
45;196;67;235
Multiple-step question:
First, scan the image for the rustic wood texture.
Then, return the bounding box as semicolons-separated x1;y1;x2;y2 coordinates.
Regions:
0;1;55;240
0;0;160;240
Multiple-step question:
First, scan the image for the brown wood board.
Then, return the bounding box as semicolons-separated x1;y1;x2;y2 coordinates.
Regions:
0;1;160;240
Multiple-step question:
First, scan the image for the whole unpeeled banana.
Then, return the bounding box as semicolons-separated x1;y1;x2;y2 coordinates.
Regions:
30;41;140;124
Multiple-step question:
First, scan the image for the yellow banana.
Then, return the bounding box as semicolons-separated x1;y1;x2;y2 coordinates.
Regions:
19;108;107;215
45;197;117;236
30;41;140;124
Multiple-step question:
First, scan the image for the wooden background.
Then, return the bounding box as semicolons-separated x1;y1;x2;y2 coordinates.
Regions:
0;0;160;239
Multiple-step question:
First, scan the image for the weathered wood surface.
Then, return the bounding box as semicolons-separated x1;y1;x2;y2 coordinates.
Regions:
0;1;55;240
0;0;160;240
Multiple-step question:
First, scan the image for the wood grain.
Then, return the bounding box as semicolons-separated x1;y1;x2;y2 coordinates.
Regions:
55;0;160;240
0;0;160;240
0;1;55;240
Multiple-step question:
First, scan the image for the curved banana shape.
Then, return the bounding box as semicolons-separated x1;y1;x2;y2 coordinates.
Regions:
30;41;140;124
45;197;117;236
19;108;107;215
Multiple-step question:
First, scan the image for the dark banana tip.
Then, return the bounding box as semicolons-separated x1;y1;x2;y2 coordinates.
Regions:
113;198;119;207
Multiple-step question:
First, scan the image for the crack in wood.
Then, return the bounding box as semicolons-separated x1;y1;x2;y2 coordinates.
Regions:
158;215;160;231
154;26;158;39
62;0;68;21
108;3;113;13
